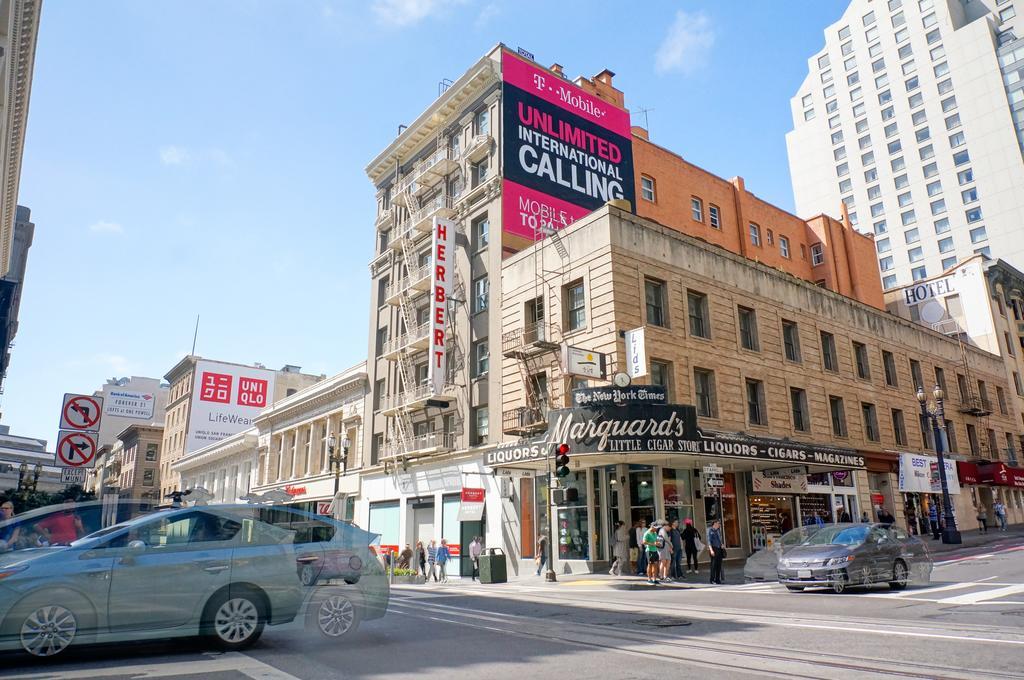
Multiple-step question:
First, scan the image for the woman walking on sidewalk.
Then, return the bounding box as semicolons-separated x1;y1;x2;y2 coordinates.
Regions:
994;500;1007;532
610;521;629;576
437;539;451;582
426;540;439;582
681;518;701;574
976;505;989;533
708;520;725;585
415;541;426;578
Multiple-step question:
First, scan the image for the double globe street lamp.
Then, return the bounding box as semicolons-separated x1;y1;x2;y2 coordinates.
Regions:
916;384;962;544
327;434;351;496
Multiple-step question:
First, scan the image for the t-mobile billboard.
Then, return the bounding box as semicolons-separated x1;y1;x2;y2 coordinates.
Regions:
501;50;635;242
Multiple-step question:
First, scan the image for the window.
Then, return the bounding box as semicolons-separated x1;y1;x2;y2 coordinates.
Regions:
840;178;853;194
645;278;667;327
901;209;917;226
818;54;831;69
708;205;721;229
811;243;825;265
967;423;979;455
883;274;897;289
882;105;895;120
845;55;858;71
472;214;489;250
640;175;655;202
821;331;838;372
892;156;906;172
957;168;974;185
782;320;801;362
830;396;848;437
909;92;924;108
749;223;762;246
873;58;886;73
898;191;913;208
746;379;768;426
650;360;672;399
863;10;875;25
915;127;930;143
142;469;155;487
868;185;882;200
863;403;880;442
822;69;834;84
565;280;585;331
473;276;489;313
884;123;898;139
471;157;489;186
962;187;978;204
862;151;875;166
837;162;850;177
938;236;954;253
930;199;946;216
922;13;937;28
998;386;1009;415
882;350;898;387
473;340;489;377
892;11;906;27
1001;6;1017;22
942;96;958;113
691;197;703;222
935;217;950;234
912;110;928;127
946;421;958;453
694;368;718;418
854;341;871;380
780;236;791;258
848;72;860;86
909;246;924;263
472;407;489;446
895;173;909;189
934;61;949;77
865;167;879;183
824;85;836;99
941;255;957;270
889;0;903;9
474;108;490;136
874;220;887;235
858;134;872;150
910;359;924;390
877;237;891;253
839;25;851;40
888;140;903;155
1014;371;1023;397
145;444;158;462
896;27;910;43
919;144;935;161
931;45;946;61
870;43;884;59
902;59;917;75
926;180;942;197
923;162;938;178
688;290;710;338
791;388;810;432
892;409;908;446
738;306;760;351
926;28;941;44
801;93;813;108
829;115;841;129
913;265;927;280
966;207;983;224
880;256;894;271
970;226;987;243
879;89;893;105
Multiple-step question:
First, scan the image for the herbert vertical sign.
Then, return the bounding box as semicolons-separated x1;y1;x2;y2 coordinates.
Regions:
501;49;635;242
429;217;454;395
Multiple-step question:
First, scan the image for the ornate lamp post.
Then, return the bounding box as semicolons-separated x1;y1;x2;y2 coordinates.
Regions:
327;434;351;497
916;384;962;544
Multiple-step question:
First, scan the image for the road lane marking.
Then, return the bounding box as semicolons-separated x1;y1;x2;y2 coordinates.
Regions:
890;578;998;597
937;583;1024;605
1;652;302;680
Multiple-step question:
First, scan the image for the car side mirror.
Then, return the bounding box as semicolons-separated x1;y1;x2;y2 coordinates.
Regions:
127;540;146;553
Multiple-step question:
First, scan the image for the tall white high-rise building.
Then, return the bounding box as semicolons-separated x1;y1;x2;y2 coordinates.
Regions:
787;0;1024;290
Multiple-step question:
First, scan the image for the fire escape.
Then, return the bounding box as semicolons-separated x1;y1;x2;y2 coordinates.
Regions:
379;136;460;467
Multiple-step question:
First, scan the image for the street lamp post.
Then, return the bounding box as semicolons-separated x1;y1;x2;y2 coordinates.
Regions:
916;384;962;545
327;434;351;497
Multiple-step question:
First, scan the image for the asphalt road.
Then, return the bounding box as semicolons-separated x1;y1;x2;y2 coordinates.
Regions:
4;537;1023;680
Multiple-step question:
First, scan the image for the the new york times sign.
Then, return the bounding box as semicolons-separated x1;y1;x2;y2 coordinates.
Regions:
484;404;864;470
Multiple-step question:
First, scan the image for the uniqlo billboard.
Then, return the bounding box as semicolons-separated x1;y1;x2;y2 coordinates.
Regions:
186;360;275;452
501;49;635;243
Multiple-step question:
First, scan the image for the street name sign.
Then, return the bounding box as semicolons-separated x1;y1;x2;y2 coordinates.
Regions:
702;464;724;475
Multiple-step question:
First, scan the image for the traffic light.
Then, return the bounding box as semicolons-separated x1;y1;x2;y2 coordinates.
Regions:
554;443;571;478
552;487;580;505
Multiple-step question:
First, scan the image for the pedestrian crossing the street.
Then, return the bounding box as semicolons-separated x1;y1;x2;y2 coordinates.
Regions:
718;580;1024;605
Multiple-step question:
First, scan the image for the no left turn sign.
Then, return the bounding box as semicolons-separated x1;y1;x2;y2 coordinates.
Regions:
55;430;99;468
59;393;103;432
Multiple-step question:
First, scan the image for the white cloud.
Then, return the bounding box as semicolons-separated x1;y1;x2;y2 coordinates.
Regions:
88;220;124;235
655;10;715;75
474;2;499;29
371;0;462;27
159;145;190;165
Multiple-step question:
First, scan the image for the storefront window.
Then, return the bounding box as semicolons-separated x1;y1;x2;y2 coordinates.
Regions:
591;470;603;561
629;466;655;525
442;493;462;568
749;495;796;550
520;477;536;558
799;493;832;526
557;471;588;560
368;500;400;554
662;468;694;524
831;470;854;487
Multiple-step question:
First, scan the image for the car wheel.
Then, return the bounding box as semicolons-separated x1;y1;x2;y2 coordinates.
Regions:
888;560;909;591
203;590;266;651
300;564;318;586
785;585;805;592
18;604;79;658
831;576;847;594
306;591;360;639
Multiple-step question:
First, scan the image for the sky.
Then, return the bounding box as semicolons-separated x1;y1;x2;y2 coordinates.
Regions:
5;0;848;445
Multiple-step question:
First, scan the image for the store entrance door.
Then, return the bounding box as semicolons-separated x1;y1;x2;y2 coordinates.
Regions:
629;465;655;527
748;495;796;551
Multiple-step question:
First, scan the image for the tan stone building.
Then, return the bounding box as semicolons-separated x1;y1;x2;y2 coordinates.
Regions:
115;424;163;500
496;204;1022;570
158;356;324;498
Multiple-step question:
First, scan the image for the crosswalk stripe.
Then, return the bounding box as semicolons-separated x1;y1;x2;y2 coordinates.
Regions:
936;583;1024;605
890;578;996;597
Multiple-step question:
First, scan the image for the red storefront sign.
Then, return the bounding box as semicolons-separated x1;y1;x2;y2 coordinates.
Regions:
956;461;981;486
461;487;485;503
283;485;306;496
870;493;885;507
978;462;1024;488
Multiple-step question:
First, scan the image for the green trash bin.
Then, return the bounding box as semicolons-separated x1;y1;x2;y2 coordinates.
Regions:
478;548;507;584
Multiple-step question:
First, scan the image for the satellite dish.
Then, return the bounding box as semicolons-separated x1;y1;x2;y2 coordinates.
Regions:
920;299;946;324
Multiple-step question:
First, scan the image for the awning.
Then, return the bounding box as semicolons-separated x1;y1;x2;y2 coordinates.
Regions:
978;462;1024;489
957;461;981;485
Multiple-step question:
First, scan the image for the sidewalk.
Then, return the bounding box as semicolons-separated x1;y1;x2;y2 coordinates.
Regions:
915;524;1024;554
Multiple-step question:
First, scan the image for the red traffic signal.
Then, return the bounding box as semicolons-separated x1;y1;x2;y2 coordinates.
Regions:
554;443;571;477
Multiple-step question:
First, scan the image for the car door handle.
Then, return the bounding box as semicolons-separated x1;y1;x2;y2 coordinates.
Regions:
297;554;320;564
84;569;109;579
202;563;229;574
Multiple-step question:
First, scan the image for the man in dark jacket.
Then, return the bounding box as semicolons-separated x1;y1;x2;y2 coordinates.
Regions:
707;520;725;585
668;519;684;580
681;518;701;574
877;507;896;525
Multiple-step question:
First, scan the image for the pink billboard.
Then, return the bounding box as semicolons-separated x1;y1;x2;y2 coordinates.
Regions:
501;50;635;243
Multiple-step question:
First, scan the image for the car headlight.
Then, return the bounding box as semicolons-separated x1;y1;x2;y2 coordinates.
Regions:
825;555;854;566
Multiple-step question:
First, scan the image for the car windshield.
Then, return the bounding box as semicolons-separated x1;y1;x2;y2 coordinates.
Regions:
799;525;870;546
779;525;822;547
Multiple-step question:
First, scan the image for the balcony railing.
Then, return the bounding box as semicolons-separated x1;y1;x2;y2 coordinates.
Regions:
502;406;549;437
411;194;456;232
375;206;395;231
385;217;415;251
381;322;430;359
464;134;491;163
380;383;439;415
383;432;455;459
414;147;460;187
502;323;559;358
383;263;432;305
958;397;993;417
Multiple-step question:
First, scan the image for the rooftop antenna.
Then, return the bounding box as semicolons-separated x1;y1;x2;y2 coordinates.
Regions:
633;107;654;131
190;314;200;356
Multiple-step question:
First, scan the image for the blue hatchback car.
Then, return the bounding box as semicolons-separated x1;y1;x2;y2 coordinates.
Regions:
0;502;388;657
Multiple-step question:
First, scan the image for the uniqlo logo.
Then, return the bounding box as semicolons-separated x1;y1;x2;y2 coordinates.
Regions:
237;378;269;407
199;372;232;404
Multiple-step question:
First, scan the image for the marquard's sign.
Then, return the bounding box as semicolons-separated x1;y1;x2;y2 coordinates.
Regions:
429;217;454;395
484;403;865;470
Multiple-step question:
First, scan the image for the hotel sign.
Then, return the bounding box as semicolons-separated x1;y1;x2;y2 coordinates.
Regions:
428;217;454;395
483;404;865;469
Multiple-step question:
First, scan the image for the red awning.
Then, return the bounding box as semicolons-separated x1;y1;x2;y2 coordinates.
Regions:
977;462;1024;489
957;461;981;485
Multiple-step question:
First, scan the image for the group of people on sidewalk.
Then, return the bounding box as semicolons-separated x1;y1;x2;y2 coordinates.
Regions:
606;517;726;585
396;536;484;583
975;500;1009;533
